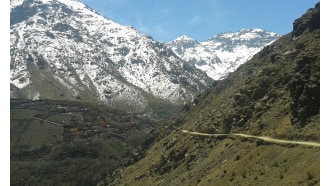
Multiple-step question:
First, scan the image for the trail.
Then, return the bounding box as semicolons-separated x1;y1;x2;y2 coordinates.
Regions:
33;117;64;127
181;130;320;147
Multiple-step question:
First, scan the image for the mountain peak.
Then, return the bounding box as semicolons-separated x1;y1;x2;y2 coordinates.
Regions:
167;28;281;80
239;28;264;32
168;35;200;47
174;35;197;42
167;35;200;56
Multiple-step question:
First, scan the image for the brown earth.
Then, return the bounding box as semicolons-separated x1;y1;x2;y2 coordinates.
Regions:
99;2;320;186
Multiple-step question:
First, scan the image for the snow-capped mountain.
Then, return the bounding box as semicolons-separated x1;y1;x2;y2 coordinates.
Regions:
10;0;212;112
167;29;281;80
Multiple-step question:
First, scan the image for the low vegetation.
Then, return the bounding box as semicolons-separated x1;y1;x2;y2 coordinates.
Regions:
10;99;158;185
100;3;320;186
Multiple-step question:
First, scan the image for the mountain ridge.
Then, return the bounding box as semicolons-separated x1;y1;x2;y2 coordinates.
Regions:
167;28;281;80
10;0;212;113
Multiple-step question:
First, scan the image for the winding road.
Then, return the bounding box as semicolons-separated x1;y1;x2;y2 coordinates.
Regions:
33;117;64;127
181;129;320;147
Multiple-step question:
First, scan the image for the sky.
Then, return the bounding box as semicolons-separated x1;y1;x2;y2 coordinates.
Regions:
80;0;320;42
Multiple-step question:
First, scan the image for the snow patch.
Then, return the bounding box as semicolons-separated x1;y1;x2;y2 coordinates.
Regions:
53;75;79;97
32;92;41;100
10;0;25;9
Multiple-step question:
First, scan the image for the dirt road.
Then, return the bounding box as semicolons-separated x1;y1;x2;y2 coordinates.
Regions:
181;129;320;147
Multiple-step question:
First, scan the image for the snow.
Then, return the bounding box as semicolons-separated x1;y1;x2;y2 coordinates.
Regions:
10;71;31;88
57;0;86;10
174;35;195;42
221;33;236;38
10;0;210;109
10;0;25;9
239;32;261;40
39;0;52;4
168;28;281;80
250;28;264;32
32;92;41;100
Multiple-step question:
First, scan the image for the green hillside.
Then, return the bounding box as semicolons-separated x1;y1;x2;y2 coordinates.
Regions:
100;3;320;186
10;99;158;185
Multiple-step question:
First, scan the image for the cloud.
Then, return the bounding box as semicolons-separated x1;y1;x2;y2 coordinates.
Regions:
187;16;202;25
134;13;173;42
80;0;125;20
154;24;173;42
135;13;151;34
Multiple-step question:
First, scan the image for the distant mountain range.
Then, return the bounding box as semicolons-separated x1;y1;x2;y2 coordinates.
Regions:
10;0;212;112
167;29;281;80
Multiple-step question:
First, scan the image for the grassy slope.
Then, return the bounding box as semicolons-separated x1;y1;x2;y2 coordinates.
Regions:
101;11;320;186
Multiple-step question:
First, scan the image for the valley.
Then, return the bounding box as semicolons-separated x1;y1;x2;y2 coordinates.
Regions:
10;0;320;185
10;98;161;185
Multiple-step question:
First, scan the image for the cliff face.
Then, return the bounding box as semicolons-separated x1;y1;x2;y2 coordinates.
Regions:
100;2;320;186
292;2;320;38
290;2;320;126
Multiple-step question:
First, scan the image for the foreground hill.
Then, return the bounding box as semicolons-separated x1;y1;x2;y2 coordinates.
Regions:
100;2;320;186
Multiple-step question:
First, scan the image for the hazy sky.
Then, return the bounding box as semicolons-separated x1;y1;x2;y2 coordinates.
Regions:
79;0;320;42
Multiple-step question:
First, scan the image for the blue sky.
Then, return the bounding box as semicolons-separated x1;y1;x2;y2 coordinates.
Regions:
80;0;320;42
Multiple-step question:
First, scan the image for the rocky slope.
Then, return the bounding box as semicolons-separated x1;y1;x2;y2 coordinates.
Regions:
100;2;320;186
167;29;281;80
10;0;212;112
